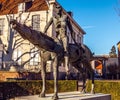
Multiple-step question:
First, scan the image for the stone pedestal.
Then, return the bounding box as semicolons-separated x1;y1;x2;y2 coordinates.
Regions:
11;91;111;100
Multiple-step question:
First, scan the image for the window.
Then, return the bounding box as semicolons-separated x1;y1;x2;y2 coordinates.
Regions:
0;4;2;10
68;32;72;43
77;35;81;43
0;18;4;35
26;1;32;10
18;1;32;12
29;45;40;66
32;15;40;31
73;33;75;43
13;49;22;65
0;44;3;69
18;3;25;12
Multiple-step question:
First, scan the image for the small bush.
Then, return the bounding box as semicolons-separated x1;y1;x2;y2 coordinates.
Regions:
86;80;120;100
0;80;77;99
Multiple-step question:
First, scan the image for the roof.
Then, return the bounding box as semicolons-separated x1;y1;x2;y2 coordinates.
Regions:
67;12;86;34
0;0;49;15
106;58;118;66
93;55;109;60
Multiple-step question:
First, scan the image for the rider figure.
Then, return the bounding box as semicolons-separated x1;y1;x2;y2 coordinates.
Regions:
44;5;73;76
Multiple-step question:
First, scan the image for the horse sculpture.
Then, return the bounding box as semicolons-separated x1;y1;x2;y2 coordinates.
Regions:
40;45;94;99
10;20;94;100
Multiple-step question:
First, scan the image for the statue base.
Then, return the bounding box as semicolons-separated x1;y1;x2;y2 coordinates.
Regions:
11;91;111;100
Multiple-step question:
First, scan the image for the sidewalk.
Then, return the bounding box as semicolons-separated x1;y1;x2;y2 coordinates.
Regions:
11;91;111;100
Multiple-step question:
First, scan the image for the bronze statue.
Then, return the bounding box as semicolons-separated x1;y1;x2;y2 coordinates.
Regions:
10;20;95;100
44;5;73;77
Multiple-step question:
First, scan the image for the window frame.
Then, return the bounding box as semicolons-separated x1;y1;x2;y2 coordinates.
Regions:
0;18;5;35
13;49;22;65
32;14;40;31
18;3;25;12
29;44;40;66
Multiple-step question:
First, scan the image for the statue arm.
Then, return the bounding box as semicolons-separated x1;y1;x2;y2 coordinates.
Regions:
67;18;73;32
67;18;77;44
43;18;53;33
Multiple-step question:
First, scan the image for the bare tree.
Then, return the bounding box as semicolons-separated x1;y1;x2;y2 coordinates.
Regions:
0;0;40;71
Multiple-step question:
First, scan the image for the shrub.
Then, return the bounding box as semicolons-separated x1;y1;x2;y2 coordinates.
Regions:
86;80;120;100
0;80;77;99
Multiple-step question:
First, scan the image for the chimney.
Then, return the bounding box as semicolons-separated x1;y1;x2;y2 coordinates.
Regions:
67;11;73;17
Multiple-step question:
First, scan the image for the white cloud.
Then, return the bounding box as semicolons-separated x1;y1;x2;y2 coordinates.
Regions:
82;25;96;29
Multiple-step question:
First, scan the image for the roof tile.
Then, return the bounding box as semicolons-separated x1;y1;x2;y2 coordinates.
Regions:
0;0;48;15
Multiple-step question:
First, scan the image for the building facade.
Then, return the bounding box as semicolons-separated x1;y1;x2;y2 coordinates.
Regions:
0;0;85;72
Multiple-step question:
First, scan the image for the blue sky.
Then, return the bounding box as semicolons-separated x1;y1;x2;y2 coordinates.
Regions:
57;0;120;55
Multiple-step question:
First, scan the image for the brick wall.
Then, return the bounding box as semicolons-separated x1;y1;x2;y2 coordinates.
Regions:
0;72;19;81
0;71;68;81
0;71;42;81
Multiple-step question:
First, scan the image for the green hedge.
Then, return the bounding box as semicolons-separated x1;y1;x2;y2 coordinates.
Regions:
86;80;120;100
0;80;77;99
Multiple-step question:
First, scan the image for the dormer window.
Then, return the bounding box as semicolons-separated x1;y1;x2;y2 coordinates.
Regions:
18;3;25;12
26;1;32;10
0;4;2;10
18;1;33;12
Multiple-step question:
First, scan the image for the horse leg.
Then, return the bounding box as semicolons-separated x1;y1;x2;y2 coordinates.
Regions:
64;56;69;80
78;66;87;93
73;63;86;93
86;62;95;94
82;60;95;94
39;59;46;97
52;56;59;100
81;71;87;93
90;71;95;94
